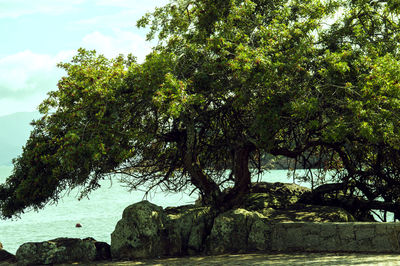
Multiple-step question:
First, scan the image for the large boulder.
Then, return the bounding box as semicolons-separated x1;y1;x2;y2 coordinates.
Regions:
0;249;16;264
15;237;109;265
110;200;167;260
206;208;272;254
111;201;216;259
164;205;215;255
83;237;111;261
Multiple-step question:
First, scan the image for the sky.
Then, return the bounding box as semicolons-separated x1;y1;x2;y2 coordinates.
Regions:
0;0;169;117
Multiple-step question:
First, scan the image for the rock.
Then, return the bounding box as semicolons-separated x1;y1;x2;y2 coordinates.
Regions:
109;183;359;259
244;182;311;210
111;201;217;259
0;242;2;249
110;200;167;260
83;237;111;261
15;237;107;265
299;185;376;222
0;249;16;263
259;204;355;222
164;205;216;255
206;208;272;254
244;183;355;222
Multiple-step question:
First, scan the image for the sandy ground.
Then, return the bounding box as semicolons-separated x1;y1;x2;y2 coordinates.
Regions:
54;252;400;265
4;252;400;265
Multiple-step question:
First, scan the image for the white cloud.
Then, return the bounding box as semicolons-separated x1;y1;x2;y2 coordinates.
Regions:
81;29;153;62
0;28;152;117
0;50;74;116
0;28;153;117
0;0;169;116
0;0;84;18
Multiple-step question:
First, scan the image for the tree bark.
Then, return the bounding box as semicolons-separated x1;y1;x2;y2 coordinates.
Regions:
183;121;221;207
219;144;253;212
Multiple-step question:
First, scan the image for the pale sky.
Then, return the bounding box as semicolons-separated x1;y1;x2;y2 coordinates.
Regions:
0;0;169;116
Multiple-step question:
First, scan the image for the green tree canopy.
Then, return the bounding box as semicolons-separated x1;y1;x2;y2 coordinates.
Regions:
2;0;400;219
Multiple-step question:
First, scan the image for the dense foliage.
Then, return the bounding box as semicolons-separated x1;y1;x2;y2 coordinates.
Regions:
2;0;400;219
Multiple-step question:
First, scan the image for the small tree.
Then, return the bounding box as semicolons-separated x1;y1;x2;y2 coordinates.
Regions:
2;0;400;219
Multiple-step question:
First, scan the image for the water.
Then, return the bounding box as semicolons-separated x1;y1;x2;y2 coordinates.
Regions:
0;166;304;254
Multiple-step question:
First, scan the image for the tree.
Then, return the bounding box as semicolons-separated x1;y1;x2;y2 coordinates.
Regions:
2;0;400;220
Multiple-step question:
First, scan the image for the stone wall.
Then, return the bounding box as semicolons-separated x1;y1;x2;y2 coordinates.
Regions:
271;222;400;253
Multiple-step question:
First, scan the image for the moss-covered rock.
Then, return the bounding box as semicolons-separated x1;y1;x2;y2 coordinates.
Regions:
164;205;215;255
83;237;111;261
110;200;167;260
259;204;355;222
110;182;357;260
110;201;217;259
15;237;101;265
244;182;311;210
206;208;272;254
243;182;355;222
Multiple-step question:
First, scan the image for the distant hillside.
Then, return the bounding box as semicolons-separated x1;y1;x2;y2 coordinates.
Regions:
0;111;41;166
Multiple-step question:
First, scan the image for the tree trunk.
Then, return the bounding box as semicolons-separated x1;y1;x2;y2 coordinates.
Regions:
183;117;254;212
218;145;253;212
183;121;222;207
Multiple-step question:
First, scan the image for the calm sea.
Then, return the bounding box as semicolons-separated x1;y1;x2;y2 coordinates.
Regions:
0;165;307;254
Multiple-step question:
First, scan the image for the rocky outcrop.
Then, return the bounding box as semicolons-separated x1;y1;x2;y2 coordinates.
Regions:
83;237;111;261
16;237;110;265
110;183;358;260
206;208;272;254
243;182;355;222
110;201;215;260
163;205;215;256
259;205;355;222
245;182;311;210
299;183;377;222
110;200;167;259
